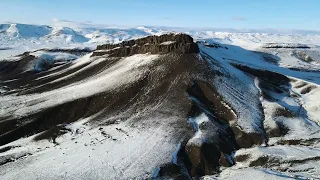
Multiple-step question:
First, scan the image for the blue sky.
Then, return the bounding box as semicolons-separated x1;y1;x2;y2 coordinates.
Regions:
0;0;319;30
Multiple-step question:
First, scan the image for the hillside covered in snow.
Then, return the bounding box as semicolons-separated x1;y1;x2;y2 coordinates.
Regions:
0;23;320;179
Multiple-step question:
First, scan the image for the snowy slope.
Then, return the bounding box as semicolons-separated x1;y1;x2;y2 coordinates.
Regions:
198;40;320;179
0;23;52;38
0;24;320;179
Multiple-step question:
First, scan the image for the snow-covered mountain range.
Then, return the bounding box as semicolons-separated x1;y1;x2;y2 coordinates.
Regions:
0;23;320;179
2;23;320;59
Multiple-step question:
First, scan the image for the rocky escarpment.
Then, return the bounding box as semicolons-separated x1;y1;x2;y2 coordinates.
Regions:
92;33;199;57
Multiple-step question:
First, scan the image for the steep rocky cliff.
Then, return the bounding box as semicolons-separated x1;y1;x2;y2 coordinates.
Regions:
93;33;199;57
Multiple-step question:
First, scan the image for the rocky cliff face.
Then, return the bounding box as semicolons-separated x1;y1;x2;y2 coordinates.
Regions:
93;33;199;57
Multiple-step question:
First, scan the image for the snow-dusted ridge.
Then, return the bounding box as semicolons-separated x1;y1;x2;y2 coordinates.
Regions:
0;23;320;179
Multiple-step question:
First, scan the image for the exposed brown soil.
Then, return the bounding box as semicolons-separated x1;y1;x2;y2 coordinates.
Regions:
34;125;72;144
262;44;310;49
235;154;251;162
233;64;290;88
0;145;20;153
37;48;92;55
195;82;237;122
0;51;95;93
294;82;308;88
253;51;280;64
231;126;265;148
300;85;316;94
273;107;296;118
276;137;320;146
185;142;221;176
293;51;314;62
177;81;239;177
0;54;36;81
155;163;188;179
248;155;280;167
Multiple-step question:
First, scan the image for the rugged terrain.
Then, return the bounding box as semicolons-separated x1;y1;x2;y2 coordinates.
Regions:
0;24;320;179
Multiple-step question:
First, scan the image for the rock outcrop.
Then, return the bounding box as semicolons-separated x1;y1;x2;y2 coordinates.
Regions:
92;33;199;57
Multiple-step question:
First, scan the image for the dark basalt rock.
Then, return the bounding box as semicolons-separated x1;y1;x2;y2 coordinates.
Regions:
154;163;188;179
262;43;310;49
92;33;199;57
180;82;239;177
300;85;316;94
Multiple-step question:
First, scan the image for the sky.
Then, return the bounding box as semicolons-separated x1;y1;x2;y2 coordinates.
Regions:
0;0;319;30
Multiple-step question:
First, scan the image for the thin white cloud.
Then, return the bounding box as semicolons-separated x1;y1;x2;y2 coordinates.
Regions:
51;18;96;28
51;18;133;29
232;17;247;21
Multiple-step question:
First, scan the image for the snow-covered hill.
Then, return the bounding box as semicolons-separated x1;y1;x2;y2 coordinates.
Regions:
0;24;320;179
0;23;165;58
0;24;52;38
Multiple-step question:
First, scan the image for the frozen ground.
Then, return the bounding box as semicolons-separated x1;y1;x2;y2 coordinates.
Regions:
0;23;320;179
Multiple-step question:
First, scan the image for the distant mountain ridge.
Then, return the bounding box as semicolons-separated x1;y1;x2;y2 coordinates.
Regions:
1;22;320;59
0;23;52;38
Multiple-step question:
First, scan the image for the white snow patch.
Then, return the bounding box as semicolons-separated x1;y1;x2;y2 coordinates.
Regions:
160;41;176;45
187;113;210;146
31;51;79;61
